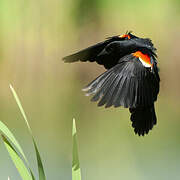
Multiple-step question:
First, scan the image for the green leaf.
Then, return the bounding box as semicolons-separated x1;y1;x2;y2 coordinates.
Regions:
2;135;33;180
0;120;28;164
0;120;36;179
9;84;31;133
33;138;46;180
10;84;46;180
72;118;81;180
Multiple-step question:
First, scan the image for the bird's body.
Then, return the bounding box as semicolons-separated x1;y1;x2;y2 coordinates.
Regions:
63;32;160;136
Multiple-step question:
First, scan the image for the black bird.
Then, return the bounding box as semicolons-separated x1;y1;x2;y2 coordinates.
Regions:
63;32;160;136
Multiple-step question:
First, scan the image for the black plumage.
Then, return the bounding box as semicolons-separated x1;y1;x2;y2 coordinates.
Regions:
63;32;160;136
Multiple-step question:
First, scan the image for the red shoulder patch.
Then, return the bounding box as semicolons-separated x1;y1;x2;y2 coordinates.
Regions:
119;34;130;39
133;51;152;67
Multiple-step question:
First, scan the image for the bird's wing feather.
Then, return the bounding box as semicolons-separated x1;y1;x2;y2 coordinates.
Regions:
83;54;159;108
62;36;121;63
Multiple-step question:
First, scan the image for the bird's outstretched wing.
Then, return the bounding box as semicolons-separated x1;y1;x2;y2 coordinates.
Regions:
82;53;159;136
82;53;159;109
62;36;121;64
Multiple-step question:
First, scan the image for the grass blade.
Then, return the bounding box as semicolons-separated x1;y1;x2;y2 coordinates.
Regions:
33;138;46;180
2;135;33;180
9;84;31;133
0;120;36;179
0;120;28;164
72;118;81;180
10;84;46;180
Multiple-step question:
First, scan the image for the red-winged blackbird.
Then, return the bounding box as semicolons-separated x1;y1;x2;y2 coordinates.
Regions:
63;32;160;136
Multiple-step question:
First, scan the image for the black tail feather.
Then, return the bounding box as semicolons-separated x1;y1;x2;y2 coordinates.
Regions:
129;105;157;136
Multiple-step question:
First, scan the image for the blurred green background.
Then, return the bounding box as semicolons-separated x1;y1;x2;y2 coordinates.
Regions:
0;0;180;179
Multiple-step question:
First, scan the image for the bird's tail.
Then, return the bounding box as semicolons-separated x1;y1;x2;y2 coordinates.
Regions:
129;105;157;136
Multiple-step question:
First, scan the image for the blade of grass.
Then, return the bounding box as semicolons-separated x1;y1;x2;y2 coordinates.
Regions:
2;135;33;180
33;138;46;180
10;84;46;180
0;120;35;180
0;120;28;164
9;85;31;133
72;118;81;180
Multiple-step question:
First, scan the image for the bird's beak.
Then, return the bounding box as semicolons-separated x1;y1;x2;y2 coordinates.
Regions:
97;49;108;56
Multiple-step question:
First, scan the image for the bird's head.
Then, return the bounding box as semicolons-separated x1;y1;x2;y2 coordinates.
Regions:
120;31;157;56
119;31;138;40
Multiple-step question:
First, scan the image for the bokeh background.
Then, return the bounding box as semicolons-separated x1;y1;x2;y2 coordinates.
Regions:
0;0;180;179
